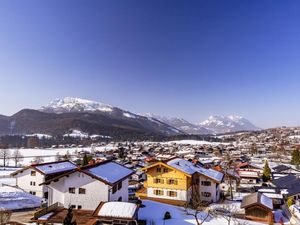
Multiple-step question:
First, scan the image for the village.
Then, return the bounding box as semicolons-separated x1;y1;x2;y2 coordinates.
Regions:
0;127;300;224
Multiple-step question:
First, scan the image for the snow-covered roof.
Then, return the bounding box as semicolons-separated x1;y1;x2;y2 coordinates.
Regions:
167;158;195;175
241;192;273;210
166;158;223;182
34;161;77;175
194;167;224;183
98;202;138;219
261;194;273;209
83;161;133;184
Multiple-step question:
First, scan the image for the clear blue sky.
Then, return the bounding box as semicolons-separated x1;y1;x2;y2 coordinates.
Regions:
0;0;300;128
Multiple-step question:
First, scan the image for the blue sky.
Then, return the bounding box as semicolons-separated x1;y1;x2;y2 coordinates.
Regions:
0;0;300;128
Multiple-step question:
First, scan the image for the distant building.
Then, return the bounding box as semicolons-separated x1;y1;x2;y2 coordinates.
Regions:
136;157;224;204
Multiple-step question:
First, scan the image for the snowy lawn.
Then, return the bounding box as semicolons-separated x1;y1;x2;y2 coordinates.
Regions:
139;200;264;225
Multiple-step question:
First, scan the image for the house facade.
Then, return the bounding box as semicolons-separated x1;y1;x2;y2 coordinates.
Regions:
11;160;78;198
43;160;133;210
136;158;224;203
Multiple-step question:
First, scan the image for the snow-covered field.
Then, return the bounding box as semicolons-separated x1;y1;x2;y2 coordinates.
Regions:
0;146;117;167
139;200;264;225
0;167;18;186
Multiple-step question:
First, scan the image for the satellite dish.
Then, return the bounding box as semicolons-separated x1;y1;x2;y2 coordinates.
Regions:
220;183;229;191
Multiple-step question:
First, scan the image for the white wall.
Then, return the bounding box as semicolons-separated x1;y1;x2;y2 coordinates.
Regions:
47;171;129;210
109;178;129;202
15;169;45;198
147;187;188;201
197;175;219;202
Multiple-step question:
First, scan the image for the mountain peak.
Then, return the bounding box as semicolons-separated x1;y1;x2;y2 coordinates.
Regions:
200;115;259;134
41;97;113;114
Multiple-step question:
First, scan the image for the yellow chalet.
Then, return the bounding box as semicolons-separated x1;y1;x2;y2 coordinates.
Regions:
136;158;224;203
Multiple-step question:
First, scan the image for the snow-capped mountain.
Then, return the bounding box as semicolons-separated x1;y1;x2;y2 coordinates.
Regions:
0;97;259;138
199;115;259;134
41;97;114;114
37;97;183;136
144;113;211;135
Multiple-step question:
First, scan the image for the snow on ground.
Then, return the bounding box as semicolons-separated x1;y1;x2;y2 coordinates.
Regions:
0;146;118;167
139;200;264;225
0;167;18;186
289;135;300;139
0;186;42;210
0;178;16;186
123;112;137;119
26;134;52;139
63;129;89;138
163;140;231;146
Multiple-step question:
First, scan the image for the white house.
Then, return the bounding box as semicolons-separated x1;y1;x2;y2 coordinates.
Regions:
42;160;134;210
11;160;78;198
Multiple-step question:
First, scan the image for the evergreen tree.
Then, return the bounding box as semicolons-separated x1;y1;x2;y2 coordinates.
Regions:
63;206;76;225
82;154;89;166
262;160;271;182
291;149;300;168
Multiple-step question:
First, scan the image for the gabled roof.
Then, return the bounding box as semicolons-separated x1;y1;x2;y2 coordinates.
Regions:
141;157;224;183
272;174;300;196
82;161;133;184
241;192;273;210
272;165;291;173
11;160;78;177
42;160;134;186
34;161;77;175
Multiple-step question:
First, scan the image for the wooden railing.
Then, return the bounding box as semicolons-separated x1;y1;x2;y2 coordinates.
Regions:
33;202;59;219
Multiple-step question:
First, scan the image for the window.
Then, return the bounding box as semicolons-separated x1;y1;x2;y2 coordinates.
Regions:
156;168;162;173
30;181;36;186
168;179;178;185
163;168;168;173
201;181;211;186
69;187;75;194
153;189;164;196
31;171;36;176
29;191;36;195
112;185;118;194
201;192;211;197
77;205;82;210
79;188;86;194
154;178;164;184
118;181;122;190
71;205;76;209
167;191;177;197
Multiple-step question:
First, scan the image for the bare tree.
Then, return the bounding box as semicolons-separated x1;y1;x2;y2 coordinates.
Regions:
12;149;24;167
0;209;12;224
183;185;211;225
0;149;11;166
211;204;239;225
63;150;72;160
32;156;44;164
55;152;63;162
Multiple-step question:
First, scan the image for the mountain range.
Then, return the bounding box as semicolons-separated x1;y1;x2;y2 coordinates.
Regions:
0;97;259;138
